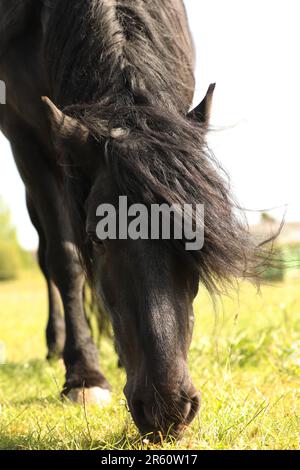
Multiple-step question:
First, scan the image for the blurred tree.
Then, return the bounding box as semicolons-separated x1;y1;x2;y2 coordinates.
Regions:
0;197;18;242
0;198;22;280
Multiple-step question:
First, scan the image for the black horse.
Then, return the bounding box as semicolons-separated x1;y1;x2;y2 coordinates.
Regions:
0;0;262;437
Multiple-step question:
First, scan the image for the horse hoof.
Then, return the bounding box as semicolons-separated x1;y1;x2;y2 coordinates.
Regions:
65;387;112;407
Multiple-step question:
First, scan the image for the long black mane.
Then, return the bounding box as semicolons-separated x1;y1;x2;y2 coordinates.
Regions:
45;0;267;292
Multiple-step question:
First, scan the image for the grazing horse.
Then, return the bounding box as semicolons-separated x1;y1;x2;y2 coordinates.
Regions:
0;0;261;437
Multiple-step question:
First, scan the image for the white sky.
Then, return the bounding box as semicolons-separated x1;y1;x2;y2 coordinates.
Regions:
0;0;299;250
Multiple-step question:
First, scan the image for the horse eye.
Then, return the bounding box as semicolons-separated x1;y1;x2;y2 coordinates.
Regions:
87;232;103;246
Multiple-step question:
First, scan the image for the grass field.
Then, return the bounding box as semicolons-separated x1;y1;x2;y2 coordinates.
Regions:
0;272;299;450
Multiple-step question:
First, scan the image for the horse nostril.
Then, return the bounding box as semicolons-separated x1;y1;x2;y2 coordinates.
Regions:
131;399;157;433
142;403;156;428
181;399;192;421
185;392;201;425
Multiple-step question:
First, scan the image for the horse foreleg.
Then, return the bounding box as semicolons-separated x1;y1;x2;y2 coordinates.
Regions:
9;127;111;407
48;240;111;406
26;193;65;360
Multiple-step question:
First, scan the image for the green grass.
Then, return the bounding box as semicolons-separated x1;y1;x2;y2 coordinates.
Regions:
0;272;299;450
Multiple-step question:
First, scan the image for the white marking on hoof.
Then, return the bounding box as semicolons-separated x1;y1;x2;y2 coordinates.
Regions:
58;358;65;368
66;387;112;407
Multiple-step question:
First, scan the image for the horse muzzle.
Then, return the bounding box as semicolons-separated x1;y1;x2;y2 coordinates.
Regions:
124;378;201;439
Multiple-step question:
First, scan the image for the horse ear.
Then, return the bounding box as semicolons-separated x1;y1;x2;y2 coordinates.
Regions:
41;96;90;149
188;83;216;125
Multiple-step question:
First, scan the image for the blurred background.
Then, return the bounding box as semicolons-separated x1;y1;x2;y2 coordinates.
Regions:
0;0;299;450
1;0;300;280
